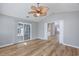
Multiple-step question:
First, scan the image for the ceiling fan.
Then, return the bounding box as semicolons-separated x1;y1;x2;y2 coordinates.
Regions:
28;3;48;17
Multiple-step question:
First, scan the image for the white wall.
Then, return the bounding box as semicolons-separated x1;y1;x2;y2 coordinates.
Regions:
0;14;38;47
37;11;79;47
0;11;79;48
63;12;79;47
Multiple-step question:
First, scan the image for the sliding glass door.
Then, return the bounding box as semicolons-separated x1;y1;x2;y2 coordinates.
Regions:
24;24;30;40
17;22;31;42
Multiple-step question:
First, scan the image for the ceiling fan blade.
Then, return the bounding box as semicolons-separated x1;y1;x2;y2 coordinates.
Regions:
33;13;38;17
38;6;48;15
40;13;47;16
28;11;37;14
31;6;37;10
42;8;48;12
40;8;48;15
28;10;37;14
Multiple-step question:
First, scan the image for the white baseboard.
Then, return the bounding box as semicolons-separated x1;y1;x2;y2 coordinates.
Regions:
37;37;48;40
0;39;34;48
62;42;79;48
0;43;14;48
0;40;25;48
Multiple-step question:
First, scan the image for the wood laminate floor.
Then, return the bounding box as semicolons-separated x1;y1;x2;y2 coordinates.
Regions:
0;38;79;56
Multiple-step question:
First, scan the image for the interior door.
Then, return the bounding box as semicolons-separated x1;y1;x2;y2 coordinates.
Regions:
24;24;30;40
17;23;24;42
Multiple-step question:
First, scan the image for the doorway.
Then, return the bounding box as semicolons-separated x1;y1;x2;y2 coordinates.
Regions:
24;24;31;40
47;22;59;39
44;20;64;43
17;22;32;42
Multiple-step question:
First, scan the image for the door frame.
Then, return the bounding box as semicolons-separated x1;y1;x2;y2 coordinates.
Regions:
44;20;64;44
17;22;32;41
44;22;55;40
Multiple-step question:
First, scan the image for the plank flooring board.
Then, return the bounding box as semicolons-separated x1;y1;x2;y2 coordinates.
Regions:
0;38;79;56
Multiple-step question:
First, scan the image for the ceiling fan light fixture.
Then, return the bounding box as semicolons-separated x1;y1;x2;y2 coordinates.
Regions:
28;3;48;17
36;13;40;16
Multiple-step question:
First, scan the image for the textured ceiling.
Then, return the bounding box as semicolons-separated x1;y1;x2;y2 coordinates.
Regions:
0;3;79;22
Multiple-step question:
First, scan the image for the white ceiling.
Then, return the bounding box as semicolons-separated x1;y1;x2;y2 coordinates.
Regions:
0;3;79;22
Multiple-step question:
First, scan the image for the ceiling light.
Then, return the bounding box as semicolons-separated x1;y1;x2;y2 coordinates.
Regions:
28;3;48;17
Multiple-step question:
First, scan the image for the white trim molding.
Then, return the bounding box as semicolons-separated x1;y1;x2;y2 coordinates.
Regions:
62;42;79;48
0;43;14;48
17;22;32;40
0;40;27;48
